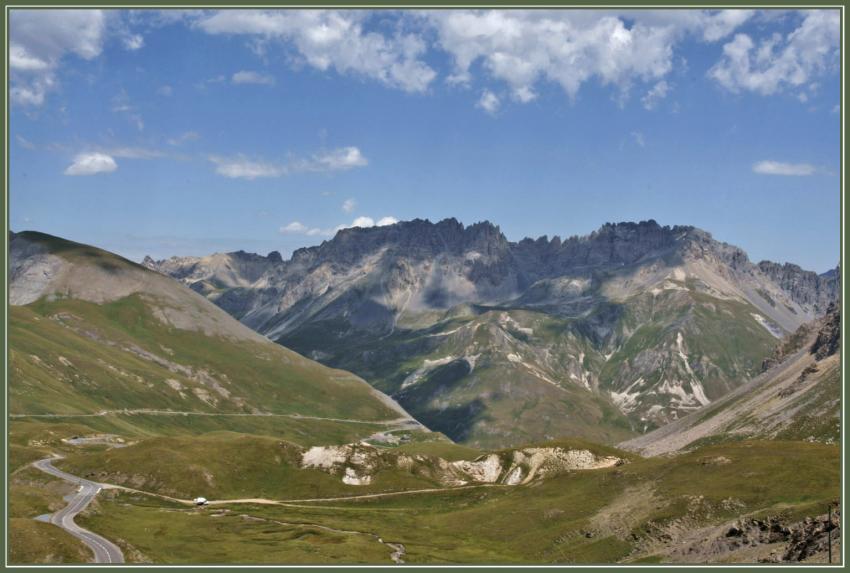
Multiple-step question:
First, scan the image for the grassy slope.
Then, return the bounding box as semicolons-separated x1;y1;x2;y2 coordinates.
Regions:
11;297;399;421
55;435;630;502
73;440;839;564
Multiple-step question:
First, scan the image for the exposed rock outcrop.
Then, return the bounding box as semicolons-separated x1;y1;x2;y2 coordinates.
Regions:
300;442;624;487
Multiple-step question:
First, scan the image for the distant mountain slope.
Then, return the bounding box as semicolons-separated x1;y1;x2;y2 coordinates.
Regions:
9;231;411;426
619;302;841;456
142;219;838;447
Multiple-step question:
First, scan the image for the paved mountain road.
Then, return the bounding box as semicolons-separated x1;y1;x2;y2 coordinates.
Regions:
32;458;124;564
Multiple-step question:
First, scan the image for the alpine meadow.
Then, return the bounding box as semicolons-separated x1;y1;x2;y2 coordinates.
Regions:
6;7;843;566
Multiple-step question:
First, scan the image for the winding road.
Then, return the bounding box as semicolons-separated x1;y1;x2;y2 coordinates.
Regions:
32;456;421;565
32;458;124;564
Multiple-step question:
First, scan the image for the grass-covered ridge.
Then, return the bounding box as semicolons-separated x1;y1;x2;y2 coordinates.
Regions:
11;295;401;422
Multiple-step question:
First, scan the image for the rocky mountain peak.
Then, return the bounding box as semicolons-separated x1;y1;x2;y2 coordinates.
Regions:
290;218;511;268
756;260;838;315
267;250;283;263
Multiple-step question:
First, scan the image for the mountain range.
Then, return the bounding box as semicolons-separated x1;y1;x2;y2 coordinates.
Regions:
8;225;840;565
143;219;839;448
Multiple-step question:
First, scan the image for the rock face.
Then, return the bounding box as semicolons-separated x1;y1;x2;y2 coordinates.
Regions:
300;442;624;487
144;219;839;447
757;261;839;317
9;231;65;306
811;303;840;360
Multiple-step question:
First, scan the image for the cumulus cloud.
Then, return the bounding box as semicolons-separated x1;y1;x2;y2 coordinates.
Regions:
336;215;398;231
280;221;308;233
189;9;760;107
699;9;756;42
709;10;840;96
64;152;118;176
232;70;276;85
10;9;106;106
195;10;436;93
752;160;816;176
281;214;398;238
310;146;368;171
476;90;500;114
428;10;680;104
342;198;356;213
349;216;376;228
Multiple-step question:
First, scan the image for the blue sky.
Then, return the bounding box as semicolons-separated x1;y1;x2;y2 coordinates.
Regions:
9;9;841;272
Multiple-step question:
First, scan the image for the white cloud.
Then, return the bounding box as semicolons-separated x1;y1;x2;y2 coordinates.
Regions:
281;214;399;238
476;90;501;114
280;221;308;233
310;147;368;171
9;44;49;71
700;9;755;42
641;80;670;110
832;104;840;114
428;10;679;104
709;10;840;96
280;221;330;237
232;70;276;85
210;156;285;179
157;85;173;96
210;146;368;180
350;216;376;228
103;146;164;159
10;9;106;106
336;215;398;231
342;198;356;213
513;86;537;103
64;152;117;176
123;33;144;50
752;160;816;176
194;10;436;92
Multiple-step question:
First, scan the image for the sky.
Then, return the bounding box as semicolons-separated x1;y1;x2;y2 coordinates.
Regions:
8;8;842;272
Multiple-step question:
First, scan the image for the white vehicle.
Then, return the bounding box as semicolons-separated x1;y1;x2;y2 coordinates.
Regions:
193;497;208;506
